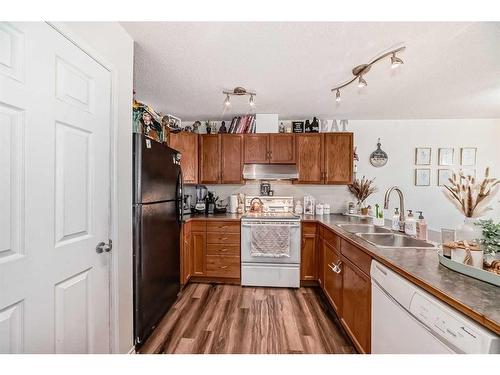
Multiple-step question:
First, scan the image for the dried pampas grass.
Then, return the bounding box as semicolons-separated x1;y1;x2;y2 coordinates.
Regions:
348;176;377;205
443;167;499;218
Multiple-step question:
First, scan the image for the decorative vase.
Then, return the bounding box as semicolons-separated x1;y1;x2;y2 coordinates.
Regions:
456;217;483;243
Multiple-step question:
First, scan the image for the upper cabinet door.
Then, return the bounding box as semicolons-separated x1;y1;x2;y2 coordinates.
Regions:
169;132;199;184
324;133;353;184
244;134;269;163
295;134;324;184
269;134;295;164
221;134;244;184
199;134;220;184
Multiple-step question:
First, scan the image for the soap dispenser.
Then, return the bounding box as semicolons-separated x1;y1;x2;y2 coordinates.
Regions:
416;211;428;241
391;208;400;231
405;210;417;237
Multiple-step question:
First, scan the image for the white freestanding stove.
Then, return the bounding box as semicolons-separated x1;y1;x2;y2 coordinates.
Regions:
240;197;301;288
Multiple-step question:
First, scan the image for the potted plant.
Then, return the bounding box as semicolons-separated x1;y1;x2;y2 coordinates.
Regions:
443;167;499;242
476;219;500;265
347;176;377;215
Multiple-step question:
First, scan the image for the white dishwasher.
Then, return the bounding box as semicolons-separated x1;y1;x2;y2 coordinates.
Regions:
371;260;500;354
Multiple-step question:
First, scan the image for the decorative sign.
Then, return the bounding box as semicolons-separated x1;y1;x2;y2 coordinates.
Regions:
292;121;304;133
369;138;388;167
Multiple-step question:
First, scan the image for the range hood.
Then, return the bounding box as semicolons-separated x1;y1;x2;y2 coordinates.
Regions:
243;164;299;180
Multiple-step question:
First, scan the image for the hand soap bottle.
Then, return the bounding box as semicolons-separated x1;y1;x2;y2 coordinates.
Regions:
416;211;428;241
405;210;417;237
391;208;400;231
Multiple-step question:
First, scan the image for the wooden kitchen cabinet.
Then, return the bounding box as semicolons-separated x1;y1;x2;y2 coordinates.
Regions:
220;134;244;183
268;134;295;163
243;134;268;163
323;239;342;314
199;134;220;184
340;256;371;354
181;222;192;285
244;134;295;164
295;133;353;185
300;223;318;281
324;133;354;184
295;134;323;184
169;132;199;184
191;230;206;276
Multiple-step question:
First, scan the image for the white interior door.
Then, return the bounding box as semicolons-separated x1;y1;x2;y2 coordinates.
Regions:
0;22;112;353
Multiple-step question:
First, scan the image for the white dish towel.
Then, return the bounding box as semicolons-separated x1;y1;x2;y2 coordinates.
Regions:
250;223;291;258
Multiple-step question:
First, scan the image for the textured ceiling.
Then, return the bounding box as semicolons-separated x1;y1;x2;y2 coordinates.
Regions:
122;22;500;120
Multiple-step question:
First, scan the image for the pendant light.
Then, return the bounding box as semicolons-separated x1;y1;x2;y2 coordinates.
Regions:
223;94;231;108
390;52;404;69
335;89;341;102
222;87;257;110
358;75;367;88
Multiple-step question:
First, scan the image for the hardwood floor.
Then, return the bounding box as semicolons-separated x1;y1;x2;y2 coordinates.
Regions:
138;283;356;354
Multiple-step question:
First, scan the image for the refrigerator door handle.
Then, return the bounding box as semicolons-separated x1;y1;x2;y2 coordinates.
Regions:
176;170;183;223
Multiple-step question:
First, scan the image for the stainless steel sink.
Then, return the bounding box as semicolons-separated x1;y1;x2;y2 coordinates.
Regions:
357;233;437;249
338;224;392;234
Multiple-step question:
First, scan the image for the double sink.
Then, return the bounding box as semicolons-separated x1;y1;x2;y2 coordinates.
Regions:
337;224;436;249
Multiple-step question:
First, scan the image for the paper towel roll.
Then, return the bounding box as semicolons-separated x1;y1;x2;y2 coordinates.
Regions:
229;195;238;213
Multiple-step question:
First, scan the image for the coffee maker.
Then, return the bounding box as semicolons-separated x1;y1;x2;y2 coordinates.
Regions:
195;185;207;214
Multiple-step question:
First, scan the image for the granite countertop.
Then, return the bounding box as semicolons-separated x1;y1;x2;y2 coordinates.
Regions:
181;212;500;334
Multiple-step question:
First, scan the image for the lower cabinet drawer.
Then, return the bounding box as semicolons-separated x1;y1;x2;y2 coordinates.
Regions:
206;221;240;233
206;255;240;278
207;243;240;256
206;232;240;244
341;239;371;276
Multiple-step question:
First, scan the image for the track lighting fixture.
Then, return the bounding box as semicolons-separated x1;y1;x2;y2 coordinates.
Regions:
222;87;256;110
390;52;404;69
335;89;341;102
331;45;406;101
223;94;231;108
249;94;255;107
358;75;367;88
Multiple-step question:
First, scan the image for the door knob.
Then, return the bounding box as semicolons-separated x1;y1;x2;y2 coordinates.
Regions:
96;239;112;254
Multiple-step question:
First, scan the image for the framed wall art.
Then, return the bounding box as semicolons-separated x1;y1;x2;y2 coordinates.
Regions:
415;147;431;165
460;147;477;166
415;168;431;186
438;148;454;166
437;169;453;186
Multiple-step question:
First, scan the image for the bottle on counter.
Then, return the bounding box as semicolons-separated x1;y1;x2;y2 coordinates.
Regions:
323;203;330;215
316;203;324;215
416;211;428;241
405;210;417;237
391;208;400;231
348;201;355;215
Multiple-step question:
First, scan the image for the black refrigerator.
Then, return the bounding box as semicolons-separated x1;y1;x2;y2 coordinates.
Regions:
133;133;183;347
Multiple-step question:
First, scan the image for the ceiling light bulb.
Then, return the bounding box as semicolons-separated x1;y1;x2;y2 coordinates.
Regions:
391;53;404;69
249;94;255;107
335;89;341;102
358;76;367;88
223;94;231;107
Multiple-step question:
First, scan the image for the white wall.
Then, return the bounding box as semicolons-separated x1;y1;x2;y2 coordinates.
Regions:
188;119;500;232
60;22;134;353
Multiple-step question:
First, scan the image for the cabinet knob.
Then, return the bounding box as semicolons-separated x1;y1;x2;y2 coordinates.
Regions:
219;265;228;270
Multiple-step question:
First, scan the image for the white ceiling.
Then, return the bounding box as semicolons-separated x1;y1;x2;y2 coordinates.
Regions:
122;22;500;120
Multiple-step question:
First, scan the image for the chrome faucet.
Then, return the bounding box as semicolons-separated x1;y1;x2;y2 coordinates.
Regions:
383;186;405;232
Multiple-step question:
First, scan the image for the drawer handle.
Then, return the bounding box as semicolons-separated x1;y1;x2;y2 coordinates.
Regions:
220;237;228;240
218;248;228;252
328;261;342;274
219;265;229;270
219;225;228;229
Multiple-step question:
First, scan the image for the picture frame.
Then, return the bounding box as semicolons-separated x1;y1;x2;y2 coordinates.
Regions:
460;147;477;166
437;169;452;186
438;148;454;166
414;168;431;186
415;147;431;165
